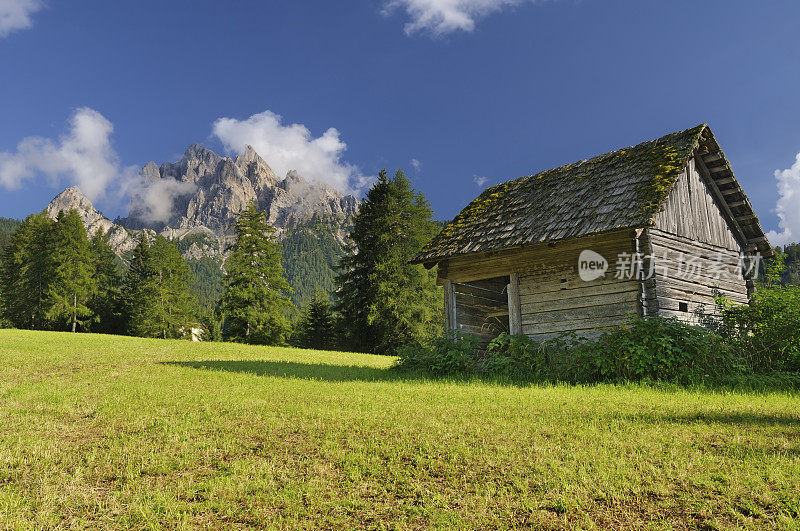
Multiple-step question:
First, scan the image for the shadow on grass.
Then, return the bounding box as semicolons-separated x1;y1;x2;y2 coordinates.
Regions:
625;411;800;428
164;359;421;383
661;411;800;427
164;360;544;387
165;360;800;398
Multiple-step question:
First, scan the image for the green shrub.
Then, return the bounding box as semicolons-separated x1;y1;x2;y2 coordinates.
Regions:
481;332;573;380
396;309;798;387
396;331;575;381
396;332;478;376
570;317;738;384
715;285;800;373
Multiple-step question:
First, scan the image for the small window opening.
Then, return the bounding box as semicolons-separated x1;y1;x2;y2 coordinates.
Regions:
679;302;689;313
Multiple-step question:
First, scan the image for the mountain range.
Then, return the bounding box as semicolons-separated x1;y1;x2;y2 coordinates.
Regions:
46;144;358;257
44;144;359;309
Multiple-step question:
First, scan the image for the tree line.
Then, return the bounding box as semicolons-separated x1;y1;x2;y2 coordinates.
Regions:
0;210;198;337
0;170;443;354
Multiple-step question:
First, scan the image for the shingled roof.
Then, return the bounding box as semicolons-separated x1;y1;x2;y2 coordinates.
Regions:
412;124;772;264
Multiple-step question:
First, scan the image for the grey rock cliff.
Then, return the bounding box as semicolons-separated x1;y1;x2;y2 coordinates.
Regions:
45;187;139;255
46;144;359;260
120;143;358;237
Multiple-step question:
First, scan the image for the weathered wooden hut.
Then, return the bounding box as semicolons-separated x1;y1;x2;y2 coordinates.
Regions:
411;124;773;342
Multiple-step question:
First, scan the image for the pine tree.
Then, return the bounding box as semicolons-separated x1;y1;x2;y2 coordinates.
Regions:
0;218;21;323
293;292;336;350
122;234;157;336
0;212;55;329
46;210;96;332
150;235;197;338
220;203;293;345
122;234;197;339
89;228;123;333
199;307;223;342
335;169;442;354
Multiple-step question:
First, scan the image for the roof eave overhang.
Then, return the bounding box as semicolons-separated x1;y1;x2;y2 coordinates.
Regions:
409;226;644;266
693;126;775;258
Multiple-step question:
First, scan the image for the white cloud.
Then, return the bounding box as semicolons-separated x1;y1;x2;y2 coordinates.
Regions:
767;153;800;247
410;158;421;172
0;0;43;37
128;179;196;224
0;108;137;200
0;108;189;224
212;110;366;194
384;0;535;35
473;174;488;187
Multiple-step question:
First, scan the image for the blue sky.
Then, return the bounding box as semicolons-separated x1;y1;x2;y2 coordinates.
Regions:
1;0;800;244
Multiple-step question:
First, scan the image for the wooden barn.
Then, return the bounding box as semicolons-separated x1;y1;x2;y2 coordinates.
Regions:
411;124;773;342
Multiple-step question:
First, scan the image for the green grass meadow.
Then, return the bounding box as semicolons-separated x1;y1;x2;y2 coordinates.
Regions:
0;330;798;529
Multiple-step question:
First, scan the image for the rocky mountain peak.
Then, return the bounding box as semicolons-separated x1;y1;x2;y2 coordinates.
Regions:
235;144;261;166
47;144;359;260
141;161;161;182
285;169;303;182
123;144;358;235
47;186;95;215
158;143;223;184
183;143;220;163
235;145;279;193
45;187;139;254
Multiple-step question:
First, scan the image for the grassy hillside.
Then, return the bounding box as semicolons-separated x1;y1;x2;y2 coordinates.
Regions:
0;330;798;528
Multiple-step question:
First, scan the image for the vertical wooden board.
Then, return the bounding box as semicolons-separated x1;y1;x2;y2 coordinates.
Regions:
653;160;742;251
508;273;521;335
443;280;457;331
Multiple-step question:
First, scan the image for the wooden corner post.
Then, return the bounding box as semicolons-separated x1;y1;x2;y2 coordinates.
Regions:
443;279;458;333
508;273;522;335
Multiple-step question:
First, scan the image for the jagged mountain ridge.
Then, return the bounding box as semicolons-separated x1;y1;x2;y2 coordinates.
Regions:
45;144;358;258
120;143;358;237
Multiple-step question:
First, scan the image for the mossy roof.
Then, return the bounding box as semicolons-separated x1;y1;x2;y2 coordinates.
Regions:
412;124;771;264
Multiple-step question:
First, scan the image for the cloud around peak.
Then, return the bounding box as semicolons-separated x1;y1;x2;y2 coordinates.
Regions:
384;0;534;35
212;110;367;194
0;0;44;37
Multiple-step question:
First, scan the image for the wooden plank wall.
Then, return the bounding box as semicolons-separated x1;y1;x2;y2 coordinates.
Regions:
518;231;641;341
644;229;748;324
652;158;742;251
438;230;644;341
649;156;750;325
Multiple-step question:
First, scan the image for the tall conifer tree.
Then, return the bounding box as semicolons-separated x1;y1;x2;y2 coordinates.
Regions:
122;234;197;338
0;212;55;329
150;235;197;338
122;234;155;335
89;228;123;333
46;210;96;332
220;203;293;345
293;292;336;350
335;170;441;354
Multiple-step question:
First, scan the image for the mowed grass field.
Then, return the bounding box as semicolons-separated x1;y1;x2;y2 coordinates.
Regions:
0;330;798;529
